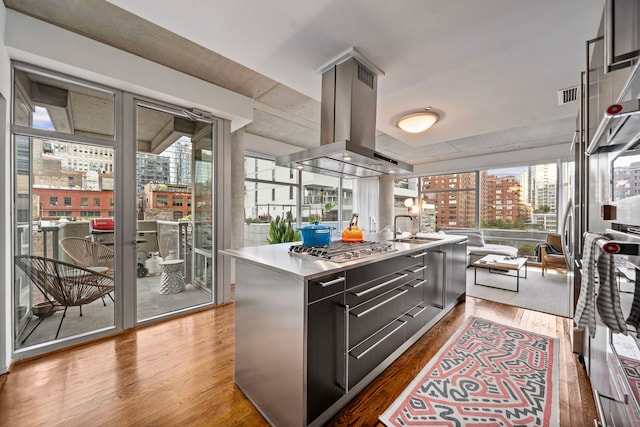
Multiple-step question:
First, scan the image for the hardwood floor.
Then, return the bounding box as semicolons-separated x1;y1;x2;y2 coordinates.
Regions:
0;296;596;426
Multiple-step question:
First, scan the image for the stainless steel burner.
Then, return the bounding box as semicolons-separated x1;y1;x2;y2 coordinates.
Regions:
289;241;394;262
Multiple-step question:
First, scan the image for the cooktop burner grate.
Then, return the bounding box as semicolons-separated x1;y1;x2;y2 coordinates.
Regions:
289;241;394;262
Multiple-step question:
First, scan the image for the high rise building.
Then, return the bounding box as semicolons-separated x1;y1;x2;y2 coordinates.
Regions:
480;172;528;225
613;161;640;200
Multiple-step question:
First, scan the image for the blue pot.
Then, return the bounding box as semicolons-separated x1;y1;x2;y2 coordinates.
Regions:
296;222;335;247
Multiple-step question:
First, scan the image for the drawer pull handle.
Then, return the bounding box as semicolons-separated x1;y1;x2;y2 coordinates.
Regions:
352;289;408;318
410;251;428;258
352;274;408;297
317;276;346;288
407;305;427;318
406;279;427;289
407;265;427;274
350;320;406;360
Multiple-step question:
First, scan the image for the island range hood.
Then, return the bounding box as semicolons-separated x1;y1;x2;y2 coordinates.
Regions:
276;54;413;178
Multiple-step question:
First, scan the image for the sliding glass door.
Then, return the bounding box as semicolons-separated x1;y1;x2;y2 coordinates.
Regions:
134;101;214;321
11;64;221;358
12;64;118;350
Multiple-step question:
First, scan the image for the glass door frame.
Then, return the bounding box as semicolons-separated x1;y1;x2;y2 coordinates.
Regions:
123;94;231;329
10;62;124;359
10;63;232;360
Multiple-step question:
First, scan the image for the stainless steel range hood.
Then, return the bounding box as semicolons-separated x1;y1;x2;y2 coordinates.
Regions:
276;54;413;178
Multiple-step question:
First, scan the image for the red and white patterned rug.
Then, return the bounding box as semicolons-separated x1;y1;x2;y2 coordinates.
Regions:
379;316;559;426
618;355;640;406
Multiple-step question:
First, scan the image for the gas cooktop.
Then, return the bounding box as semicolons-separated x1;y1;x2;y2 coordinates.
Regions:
289;240;395;263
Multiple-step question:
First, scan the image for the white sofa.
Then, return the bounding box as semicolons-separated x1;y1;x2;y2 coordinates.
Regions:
419;230;518;266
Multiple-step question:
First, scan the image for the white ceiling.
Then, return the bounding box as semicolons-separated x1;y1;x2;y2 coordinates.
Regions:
3;0;606;167
103;0;604;162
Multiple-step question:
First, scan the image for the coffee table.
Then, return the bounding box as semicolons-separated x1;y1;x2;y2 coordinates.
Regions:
473;254;527;292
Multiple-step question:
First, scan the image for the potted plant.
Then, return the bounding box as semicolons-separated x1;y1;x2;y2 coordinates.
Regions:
266;215;301;244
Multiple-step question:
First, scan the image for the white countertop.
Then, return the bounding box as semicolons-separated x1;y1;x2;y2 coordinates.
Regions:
220;234;465;280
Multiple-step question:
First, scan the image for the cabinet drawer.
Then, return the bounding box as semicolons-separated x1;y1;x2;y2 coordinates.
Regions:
403;304;427;339
308;273;346;303
349;287;409;347
347;254;420;289
403;278;426;308
348;319;406;388
347;271;413;307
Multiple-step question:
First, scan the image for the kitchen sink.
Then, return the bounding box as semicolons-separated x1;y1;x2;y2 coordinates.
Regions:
388;237;442;244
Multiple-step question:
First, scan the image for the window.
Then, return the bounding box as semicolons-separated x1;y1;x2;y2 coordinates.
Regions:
64;197;72;206
80;197;89;207
244;155;299;231
50;196;58;206
419;172;477;232
613;153;640;201
173;197;183;207
94;198;101;206
482;165;556;231
156;197;168;207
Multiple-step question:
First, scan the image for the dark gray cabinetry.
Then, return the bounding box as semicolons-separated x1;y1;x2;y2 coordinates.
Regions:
424;249;445;309
447;241;467;305
307;273;346;424
227;236;468;427
402;250;440;338
422;242;466;315
346;253;422;388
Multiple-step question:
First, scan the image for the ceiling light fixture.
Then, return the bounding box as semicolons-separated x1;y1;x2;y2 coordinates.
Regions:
397;109;439;134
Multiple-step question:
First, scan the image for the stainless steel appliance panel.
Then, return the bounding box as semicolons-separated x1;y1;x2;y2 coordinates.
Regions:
234;261;305;427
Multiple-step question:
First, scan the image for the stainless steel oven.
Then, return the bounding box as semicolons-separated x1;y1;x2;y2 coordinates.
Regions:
600;225;640;427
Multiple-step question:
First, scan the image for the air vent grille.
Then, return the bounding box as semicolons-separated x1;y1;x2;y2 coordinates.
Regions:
357;64;374;89
557;86;578;105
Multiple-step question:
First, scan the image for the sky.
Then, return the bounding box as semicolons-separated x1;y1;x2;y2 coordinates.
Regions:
488;166;527;178
33;106;54;130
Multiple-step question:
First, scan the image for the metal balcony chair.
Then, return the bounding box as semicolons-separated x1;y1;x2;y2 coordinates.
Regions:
60;237;115;303
59;237;115;274
15;255;114;344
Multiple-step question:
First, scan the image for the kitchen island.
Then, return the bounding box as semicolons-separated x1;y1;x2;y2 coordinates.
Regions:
221;234;467;427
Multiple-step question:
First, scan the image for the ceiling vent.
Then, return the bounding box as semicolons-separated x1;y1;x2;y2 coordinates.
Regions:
557;86;578;105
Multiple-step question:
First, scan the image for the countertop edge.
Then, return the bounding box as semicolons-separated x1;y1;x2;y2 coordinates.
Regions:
220;235;466;280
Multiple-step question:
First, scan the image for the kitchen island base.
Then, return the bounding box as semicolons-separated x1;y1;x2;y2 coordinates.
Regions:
226;236;467;427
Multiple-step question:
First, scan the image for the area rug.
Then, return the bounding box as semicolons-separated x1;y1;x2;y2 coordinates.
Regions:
466;268;572;318
618;355;640;406
379;316;559;426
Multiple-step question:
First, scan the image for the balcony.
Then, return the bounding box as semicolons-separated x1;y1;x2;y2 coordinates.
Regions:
14;218;212;349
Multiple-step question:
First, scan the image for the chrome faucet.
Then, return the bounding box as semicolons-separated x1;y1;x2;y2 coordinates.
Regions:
394;214;414;237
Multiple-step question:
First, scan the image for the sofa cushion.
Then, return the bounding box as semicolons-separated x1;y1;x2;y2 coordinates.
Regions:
438;229;485;247
468;244;518;258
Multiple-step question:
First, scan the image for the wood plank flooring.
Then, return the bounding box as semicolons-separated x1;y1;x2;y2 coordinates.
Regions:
0;296;596;426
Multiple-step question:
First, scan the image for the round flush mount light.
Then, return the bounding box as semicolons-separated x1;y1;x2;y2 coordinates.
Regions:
396;110;439;134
